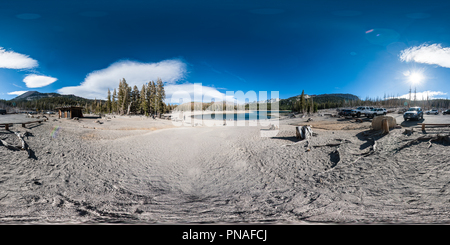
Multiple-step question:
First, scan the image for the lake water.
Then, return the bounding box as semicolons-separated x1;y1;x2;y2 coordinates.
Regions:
192;110;291;120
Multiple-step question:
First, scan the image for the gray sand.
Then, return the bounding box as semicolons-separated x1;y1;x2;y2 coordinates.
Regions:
1;113;450;223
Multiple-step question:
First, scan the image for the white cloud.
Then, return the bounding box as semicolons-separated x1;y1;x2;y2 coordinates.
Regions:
58;59;187;99
7;91;28;96
24;74;57;88
0;47;38;69
399;43;450;68
397;90;448;100
166;83;236;104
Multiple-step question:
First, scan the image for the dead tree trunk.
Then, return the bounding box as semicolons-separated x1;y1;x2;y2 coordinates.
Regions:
296;125;313;140
127;102;132;115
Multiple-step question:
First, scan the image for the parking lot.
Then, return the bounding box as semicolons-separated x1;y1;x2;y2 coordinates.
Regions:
388;112;450;128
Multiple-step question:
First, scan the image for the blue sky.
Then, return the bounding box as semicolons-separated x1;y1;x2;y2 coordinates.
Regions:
1;0;450;102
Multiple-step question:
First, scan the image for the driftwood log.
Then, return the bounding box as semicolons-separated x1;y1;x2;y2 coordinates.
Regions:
394;134;450;153
0;138;20;150
0;132;32;158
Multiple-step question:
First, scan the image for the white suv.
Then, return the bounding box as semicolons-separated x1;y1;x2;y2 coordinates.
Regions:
366;108;387;118
354;106;374;117
426;109;439;115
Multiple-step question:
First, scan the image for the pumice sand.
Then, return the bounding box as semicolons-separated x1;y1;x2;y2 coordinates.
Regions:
1;112;450;224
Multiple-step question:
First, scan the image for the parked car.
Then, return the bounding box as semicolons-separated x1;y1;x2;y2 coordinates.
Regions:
426;109;439;115
398;108;408;114
403;107;423;121
366;108;386;118
0;109;6;115
443;109;450;115
338;109;354;117
353;106;374;117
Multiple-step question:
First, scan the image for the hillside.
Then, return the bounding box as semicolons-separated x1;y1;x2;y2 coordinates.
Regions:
10;91;98;103
0;91;104;112
279;93;360;110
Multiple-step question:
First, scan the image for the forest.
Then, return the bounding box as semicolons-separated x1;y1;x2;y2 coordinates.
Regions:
2;86;450;115
0;78;176;115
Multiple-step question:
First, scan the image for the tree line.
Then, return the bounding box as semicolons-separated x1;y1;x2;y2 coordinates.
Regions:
106;78;175;115
0;78;176;115
279;90;319;113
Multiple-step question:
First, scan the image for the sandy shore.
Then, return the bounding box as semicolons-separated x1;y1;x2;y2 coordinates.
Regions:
1;112;450;223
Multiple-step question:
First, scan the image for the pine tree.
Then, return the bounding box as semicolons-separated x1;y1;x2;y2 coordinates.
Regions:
131;85;140;114
300;90;305;113
126;85;132;114
140;84;148;115
106;88;112;114
147;81;156;115
113;88;117;114
117;79;124;114
117;78;130;115
155;78;165;114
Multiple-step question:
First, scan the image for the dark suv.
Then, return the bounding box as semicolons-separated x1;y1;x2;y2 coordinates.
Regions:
443;109;450;115
339;109;353;116
0;109;6;115
403;107;423;121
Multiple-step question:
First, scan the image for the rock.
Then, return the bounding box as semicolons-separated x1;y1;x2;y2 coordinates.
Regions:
372;116;396;130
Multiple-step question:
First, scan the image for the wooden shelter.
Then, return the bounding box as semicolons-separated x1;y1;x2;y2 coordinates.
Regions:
56;106;84;119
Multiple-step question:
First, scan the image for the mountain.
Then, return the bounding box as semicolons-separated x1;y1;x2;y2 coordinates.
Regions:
10;91;100;102
279;93;360;110
280;93;359;104
309;93;360;104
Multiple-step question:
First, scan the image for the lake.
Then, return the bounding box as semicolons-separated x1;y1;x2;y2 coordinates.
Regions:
192;110;291;120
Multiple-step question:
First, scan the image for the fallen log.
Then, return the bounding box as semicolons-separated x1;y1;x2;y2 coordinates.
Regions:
0;132;32;157
14;131;28;152
393;134;450;153
311;143;341;148
0;138;21;150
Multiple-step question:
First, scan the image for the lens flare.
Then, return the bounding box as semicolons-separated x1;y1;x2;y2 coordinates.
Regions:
50;126;61;139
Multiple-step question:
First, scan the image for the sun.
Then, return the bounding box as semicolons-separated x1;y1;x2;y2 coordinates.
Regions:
408;72;424;85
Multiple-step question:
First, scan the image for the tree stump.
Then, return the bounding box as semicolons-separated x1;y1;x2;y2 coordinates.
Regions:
381;118;389;134
296;125;313;140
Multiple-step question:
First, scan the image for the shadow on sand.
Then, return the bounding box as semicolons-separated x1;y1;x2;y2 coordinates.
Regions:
25;123;43;130
271;136;299;143
355;129;390;150
400;118;424;127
